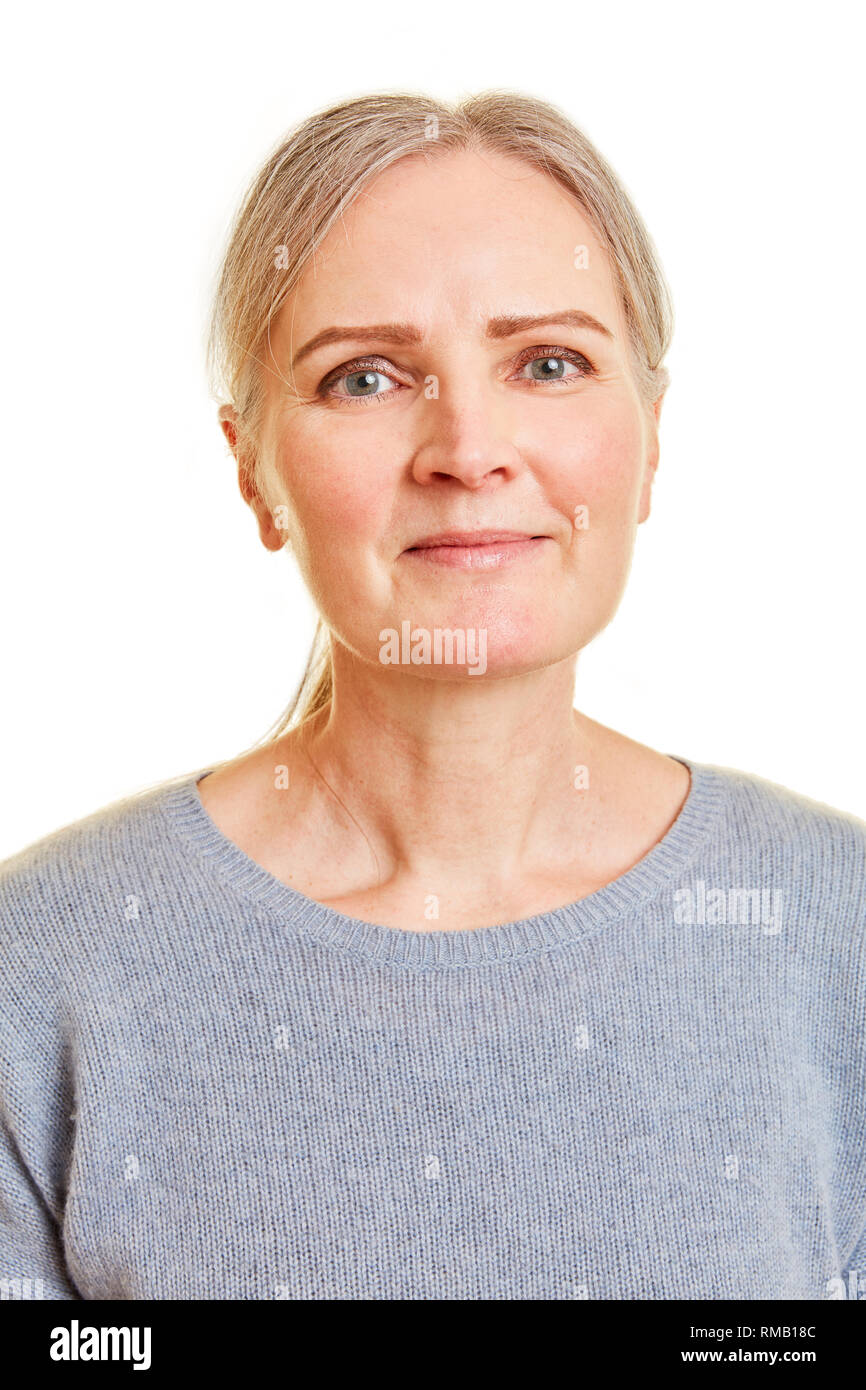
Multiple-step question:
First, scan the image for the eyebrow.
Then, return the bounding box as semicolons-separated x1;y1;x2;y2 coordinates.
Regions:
290;309;614;370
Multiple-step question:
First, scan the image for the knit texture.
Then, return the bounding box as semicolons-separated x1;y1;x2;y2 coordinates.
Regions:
1;753;865;1301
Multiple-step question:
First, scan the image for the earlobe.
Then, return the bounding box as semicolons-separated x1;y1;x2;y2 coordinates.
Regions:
217;405;285;552
637;439;659;525
251;495;288;552
637;481;654;525
637;395;664;523
243;467;290;554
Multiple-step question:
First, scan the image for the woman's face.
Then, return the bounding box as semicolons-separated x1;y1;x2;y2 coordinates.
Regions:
241;147;662;682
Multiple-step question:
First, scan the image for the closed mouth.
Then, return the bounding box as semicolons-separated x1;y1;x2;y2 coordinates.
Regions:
406;531;548;550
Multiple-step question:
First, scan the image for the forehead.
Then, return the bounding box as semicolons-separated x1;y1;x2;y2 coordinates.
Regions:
280;147;625;343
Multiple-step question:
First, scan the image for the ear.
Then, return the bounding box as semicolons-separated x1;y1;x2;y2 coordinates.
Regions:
637;390;665;525
218;405;286;552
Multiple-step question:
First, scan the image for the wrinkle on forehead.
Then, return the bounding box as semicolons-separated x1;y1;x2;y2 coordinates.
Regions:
278;147;628;359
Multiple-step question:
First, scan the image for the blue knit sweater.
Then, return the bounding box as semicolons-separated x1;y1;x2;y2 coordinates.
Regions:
1;754;864;1300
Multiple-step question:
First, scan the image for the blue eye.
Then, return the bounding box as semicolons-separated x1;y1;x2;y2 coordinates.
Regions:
318;345;596;407
522;353;583;380
515;352;591;383
322;359;401;404
341;369;396;398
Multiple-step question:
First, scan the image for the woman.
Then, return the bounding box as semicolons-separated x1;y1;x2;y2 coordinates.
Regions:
1;90;864;1302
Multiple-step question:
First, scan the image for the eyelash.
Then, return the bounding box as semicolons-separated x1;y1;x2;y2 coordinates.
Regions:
317;345;597;407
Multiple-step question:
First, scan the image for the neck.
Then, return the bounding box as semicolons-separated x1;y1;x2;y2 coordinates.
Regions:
280;645;615;890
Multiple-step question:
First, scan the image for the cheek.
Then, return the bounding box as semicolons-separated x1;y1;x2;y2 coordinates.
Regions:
530;400;648;631
272;426;393;598
539;401;646;528
299;471;384;543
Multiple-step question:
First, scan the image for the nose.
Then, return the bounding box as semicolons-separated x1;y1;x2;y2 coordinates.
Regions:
410;373;524;489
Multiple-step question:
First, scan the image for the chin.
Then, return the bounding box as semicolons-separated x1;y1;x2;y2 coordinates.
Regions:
373;612;577;682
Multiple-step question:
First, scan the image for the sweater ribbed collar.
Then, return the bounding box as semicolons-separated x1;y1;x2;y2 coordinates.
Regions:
160;754;729;968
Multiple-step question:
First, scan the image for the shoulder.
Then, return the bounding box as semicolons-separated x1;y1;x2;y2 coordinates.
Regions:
705;757;866;857
694;756;866;941
0;767;203;961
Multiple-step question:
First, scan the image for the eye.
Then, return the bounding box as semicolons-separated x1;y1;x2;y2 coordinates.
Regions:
513;347;595;385
320;357;403;405
317;344;596;407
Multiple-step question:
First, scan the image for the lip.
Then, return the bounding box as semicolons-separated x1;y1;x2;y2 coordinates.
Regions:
406;529;548;549
403;530;551;570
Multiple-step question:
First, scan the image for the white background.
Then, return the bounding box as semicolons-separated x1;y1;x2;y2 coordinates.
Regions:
2;0;864;856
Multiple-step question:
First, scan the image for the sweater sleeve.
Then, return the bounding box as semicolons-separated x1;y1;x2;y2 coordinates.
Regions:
0;1113;81;1299
0;875;82;1300
842;1220;866;1292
